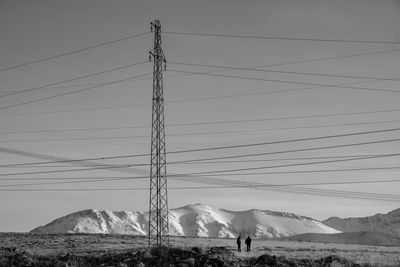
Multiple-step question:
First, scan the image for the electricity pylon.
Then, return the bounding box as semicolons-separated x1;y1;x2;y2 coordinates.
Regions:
148;20;169;247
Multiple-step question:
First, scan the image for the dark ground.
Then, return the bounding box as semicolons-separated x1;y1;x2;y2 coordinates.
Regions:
0;233;397;266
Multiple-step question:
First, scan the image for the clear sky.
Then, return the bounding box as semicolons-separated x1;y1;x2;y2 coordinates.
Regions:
0;0;399;232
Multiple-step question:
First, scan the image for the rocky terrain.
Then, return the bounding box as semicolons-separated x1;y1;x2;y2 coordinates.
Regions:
1;233;399;266
0;245;360;267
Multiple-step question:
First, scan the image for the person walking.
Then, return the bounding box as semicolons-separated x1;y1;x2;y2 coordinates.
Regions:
236;235;241;252
245;236;252;252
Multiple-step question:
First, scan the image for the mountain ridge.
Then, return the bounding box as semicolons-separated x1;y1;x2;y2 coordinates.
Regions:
323;208;400;237
280;231;400;247
31;203;339;238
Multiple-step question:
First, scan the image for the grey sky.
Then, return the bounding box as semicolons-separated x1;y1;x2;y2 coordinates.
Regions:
0;0;399;231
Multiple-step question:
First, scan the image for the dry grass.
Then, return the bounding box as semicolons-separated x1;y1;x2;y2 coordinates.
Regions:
0;233;399;266
172;236;400;266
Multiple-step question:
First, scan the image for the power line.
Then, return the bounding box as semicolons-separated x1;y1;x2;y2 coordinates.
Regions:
0;177;140;187
1;153;400;183
0;126;398;185
166;127;400;155
0;165;138;176
169;69;400;94
2;171;400;206
172;138;400;163
171;175;400;202
162;54;400;103
1;185;398;202
150;173;400;202
0;32;149;73
0;153;148;168
1;176;400;195
221;48;400;69
0;84;390;118
1;152;399;179
2;163;400;182
183;164;400;177
165;83;369;103
169;61;400;82
163;80;400;106
164;31;400;44
171;153;400;164
166;108;400;127
168;50;400;77
194;166;400;176
0;72;152;111
0;142;397;177
1;118;399;139
0;128;394;173
175;153;400;175
4;82;110;93
0;176;144;181
1;152;398;169
282;186;400;199
1;48;399;117
270;188;400;202
1;175;399;186
0;61;149;98
0;102;146;118
1;127;400;169
1;104;400;128
1;141;400;177
160;49;400;105
0;146;398;202
4;175;400;204
246;179;400;186
0;143;396;203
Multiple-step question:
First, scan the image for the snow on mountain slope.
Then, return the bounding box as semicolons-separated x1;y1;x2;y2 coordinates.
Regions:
31;204;340;238
323;208;400;237
31;209;148;235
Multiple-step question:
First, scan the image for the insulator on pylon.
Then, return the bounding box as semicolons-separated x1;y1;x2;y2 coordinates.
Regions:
164;62;166;71
149;54;152;62
150;25;153;32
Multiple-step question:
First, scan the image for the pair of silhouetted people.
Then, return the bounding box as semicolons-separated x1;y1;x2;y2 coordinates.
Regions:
237;235;251;252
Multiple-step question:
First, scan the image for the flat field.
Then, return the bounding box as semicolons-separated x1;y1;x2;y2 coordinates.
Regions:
1;233;399;266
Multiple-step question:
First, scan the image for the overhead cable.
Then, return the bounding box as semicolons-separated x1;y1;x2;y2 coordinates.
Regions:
1;145;400;177
164;31;400;44
169;69;400;94
0;127;400;168
169;61;400;82
1;119;399;141
0;32;149;72
0;72;152;111
0;61;148;98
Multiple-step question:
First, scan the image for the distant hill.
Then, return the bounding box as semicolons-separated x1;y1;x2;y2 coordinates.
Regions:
31;203;339;238
323;208;400;237
282;231;400;247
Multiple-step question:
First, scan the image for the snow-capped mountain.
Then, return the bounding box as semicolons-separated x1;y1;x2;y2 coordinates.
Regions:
323;208;400;237
31;203;340;238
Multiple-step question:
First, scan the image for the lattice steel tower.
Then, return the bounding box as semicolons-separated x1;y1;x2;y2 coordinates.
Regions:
148;20;169;247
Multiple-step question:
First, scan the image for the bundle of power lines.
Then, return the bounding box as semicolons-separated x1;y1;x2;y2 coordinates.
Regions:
0;28;399;203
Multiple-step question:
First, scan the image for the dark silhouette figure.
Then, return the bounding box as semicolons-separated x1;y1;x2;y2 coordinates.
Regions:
236;235;241;251
245;236;252;251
